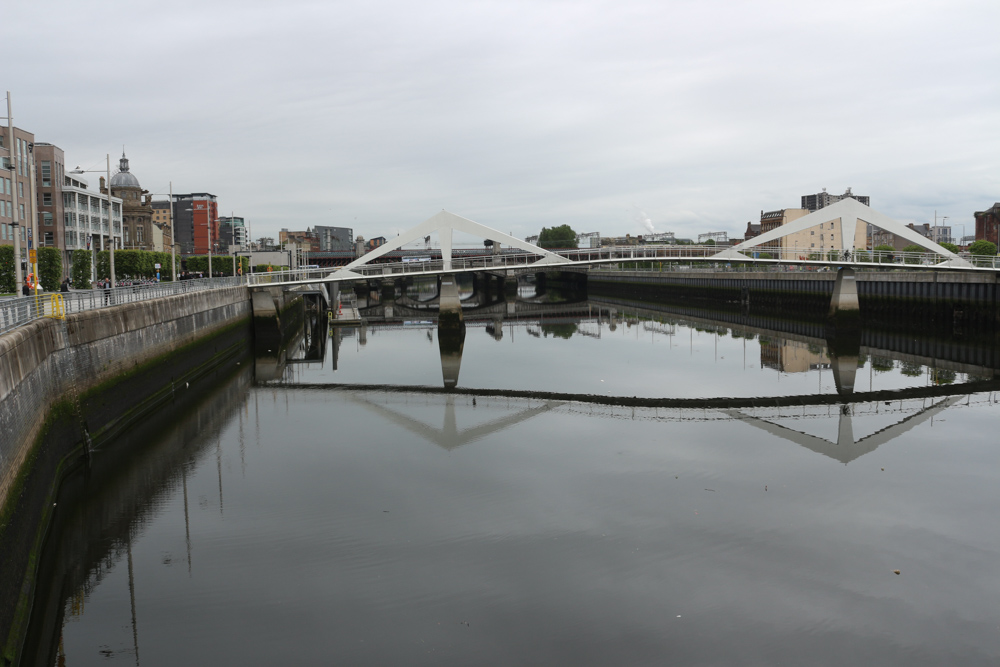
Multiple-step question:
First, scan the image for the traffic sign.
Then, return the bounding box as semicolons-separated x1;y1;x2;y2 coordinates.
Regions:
28;249;36;262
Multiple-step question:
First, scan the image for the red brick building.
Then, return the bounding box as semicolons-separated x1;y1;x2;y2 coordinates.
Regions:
974;203;1000;246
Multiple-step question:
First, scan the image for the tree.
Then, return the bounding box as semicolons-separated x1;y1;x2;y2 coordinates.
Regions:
96;250;110;280
704;239;715;246
901;244;924;265
873;244;895;263
37;247;62;291
968;240;997;256
537;225;578;249
939;242;959;254
0;246;15;294
72;249;92;289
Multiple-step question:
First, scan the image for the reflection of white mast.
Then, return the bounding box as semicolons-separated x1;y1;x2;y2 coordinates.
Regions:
348;393;556;451
725;395;964;464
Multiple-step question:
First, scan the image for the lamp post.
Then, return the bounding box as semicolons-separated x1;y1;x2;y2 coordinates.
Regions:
4;91;23;289
70;156;116;286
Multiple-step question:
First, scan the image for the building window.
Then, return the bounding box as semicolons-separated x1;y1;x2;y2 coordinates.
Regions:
42;192;52;206
18;182;23;197
43;212;53;226
124;227;129;244
41;161;51;187
137;225;144;243
44;232;54;246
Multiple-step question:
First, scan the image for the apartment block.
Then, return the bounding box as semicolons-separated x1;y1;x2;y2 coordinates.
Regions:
801;187;870;212
172;193;218;254
0;125;34;260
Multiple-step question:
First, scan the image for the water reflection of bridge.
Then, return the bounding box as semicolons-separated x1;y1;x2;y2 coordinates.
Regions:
264;294;999;464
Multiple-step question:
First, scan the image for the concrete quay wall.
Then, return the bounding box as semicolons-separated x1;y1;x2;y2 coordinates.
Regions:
588;270;1000;326
0;287;251;664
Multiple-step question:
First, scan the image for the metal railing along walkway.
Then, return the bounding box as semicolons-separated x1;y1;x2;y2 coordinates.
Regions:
0;277;243;336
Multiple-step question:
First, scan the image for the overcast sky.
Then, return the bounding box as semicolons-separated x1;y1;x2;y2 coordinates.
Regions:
8;0;999;244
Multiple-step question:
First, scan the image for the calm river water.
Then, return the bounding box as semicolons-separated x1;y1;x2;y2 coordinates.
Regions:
23;296;1000;666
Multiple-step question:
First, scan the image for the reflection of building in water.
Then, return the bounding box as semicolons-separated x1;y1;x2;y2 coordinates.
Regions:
760;339;829;373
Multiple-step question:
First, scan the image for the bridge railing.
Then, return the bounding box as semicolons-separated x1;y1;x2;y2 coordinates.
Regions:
243;245;999;288
0;276;243;336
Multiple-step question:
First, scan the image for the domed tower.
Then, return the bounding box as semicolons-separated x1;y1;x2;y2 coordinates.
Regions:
108;152;154;251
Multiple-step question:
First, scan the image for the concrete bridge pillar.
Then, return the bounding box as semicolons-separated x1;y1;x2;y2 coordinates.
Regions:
438;277;463;326
503;275;517;298
828;267;860;327
826;325;860;397
438;276;465;388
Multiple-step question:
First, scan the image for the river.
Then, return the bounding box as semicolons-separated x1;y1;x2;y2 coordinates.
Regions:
19;292;1000;666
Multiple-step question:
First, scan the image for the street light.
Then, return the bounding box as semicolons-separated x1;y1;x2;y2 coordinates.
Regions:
4;91;23;288
147;183;178;281
71;155;116;286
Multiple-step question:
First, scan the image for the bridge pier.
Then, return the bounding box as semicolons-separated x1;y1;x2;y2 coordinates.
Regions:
438;277;465;388
438;276;463;326
828;268;860;329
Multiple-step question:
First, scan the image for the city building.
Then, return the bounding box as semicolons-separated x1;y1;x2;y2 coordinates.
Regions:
0;125;34;263
759;209;809;253
109;153;154;251
218;216;247;252
871;223;931;251
760;207;867;255
313;225;353;251
743;222;761;242
60;174;123;264
32;143;66;262
279;228;318;252
172;193;218;254
974;203;1000;246
801;187;870;212
151;200;173;252
930;226;953;245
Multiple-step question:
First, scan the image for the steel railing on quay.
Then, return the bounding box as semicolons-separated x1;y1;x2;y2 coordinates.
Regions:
0;276;244;336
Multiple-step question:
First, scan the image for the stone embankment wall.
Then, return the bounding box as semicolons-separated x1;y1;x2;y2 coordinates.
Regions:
0;286;251;666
